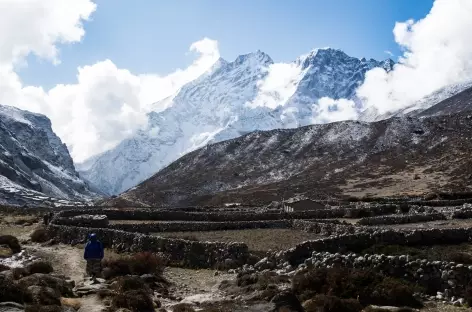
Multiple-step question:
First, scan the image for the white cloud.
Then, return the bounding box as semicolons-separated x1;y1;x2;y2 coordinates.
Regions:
384;50;394;57
247;62;304;109
0;0;220;163
358;0;472;114
312;97;359;124
0;0;96;67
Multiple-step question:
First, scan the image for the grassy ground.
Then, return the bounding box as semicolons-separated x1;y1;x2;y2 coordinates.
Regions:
0;213;39;240
155;228;322;252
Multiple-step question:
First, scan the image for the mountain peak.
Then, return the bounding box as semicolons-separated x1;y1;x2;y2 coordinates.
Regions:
234;50;273;66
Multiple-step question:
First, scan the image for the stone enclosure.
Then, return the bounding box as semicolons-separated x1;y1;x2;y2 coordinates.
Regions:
42;198;472;301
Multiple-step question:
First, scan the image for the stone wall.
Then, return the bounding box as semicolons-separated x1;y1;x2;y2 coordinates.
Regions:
280;227;472;266
357;213;447;226
53;214;109;228
46;224;249;269
54;204;398;222
291;220;369;236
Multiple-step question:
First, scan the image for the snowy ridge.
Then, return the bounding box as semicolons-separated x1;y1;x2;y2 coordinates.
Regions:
79;48;394;195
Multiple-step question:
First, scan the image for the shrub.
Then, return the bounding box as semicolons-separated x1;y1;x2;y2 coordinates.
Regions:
303;295;363;312
465;285;472;306
0;235;21;253
399;204;410;213
367;277;422;308
292;267;422;308
25;305;64;312
111;289;155;312
30;227;50;243
0;275;28;304
102;252;165;279
26;261;54;274
11;267;28;280
0;263;9;272
172;303;196;312
115;276;149;293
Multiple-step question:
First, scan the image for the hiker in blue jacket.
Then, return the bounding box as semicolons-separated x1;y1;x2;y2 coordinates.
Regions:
84;233;104;279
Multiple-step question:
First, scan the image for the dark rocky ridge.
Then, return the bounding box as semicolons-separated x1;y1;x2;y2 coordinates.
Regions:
0;105;96;204
117;108;472;207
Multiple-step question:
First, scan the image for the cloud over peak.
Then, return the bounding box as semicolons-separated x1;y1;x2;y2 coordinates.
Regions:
0;0;220;162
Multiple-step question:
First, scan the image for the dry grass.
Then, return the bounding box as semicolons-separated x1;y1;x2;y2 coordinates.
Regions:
60;297;82;310
0;216;37;240
155;228;322;252
0;246;12;257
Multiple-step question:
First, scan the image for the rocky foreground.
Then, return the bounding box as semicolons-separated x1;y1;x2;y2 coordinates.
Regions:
1;211;472;312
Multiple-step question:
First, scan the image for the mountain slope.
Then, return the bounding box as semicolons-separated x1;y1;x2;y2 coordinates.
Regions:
0;105;96;204
118;111;472;207
79;48;393;195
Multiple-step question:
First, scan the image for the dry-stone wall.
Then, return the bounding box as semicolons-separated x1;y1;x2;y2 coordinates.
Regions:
53;205;398;222
47;224;249;269
291;220;370;236
280;228;472;266
53;214;109;228
357;213;446;226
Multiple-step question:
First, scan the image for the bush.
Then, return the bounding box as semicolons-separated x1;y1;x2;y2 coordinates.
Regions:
30;227;50;243
0;235;21;253
0;275;28;304
26;261;54;274
102;252;165;279
115;276;149;293
11;267;28;280
303;295;363;312
292;267;422;308
172;303;196;312
465;285;472;306
399;204;410;213
0;263;9;272
111;289;155;312
25;305;64;312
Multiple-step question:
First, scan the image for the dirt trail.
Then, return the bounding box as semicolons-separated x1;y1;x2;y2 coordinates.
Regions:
27;244;86;283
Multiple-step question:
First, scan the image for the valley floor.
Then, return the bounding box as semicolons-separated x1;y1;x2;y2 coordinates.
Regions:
1;212;472;311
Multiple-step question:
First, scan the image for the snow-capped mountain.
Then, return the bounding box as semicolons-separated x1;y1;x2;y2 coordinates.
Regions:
78;48;394;195
0;105;96;205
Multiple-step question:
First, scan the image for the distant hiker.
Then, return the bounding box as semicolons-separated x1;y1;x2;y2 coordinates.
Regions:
43;213;50;225
84;233;104;280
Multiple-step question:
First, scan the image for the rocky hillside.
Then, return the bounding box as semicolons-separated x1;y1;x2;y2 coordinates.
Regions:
0;105;96;205
79;48;394;195
119;105;472;207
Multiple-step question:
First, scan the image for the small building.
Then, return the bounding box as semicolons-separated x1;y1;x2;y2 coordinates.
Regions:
283;198;326;212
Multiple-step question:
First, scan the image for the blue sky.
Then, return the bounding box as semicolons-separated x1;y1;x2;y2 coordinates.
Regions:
19;0;434;89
